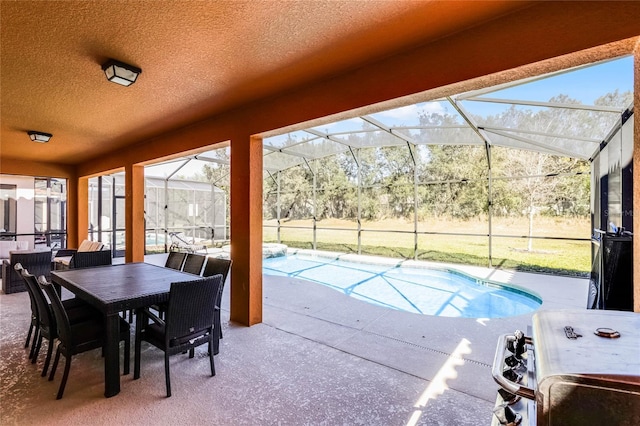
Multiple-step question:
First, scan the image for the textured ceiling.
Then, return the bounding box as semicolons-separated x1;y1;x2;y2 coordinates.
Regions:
0;0;535;165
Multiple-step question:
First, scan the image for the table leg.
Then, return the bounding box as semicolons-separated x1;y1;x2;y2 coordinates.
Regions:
104;313;121;397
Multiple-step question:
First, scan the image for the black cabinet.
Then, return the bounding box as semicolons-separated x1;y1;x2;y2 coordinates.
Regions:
588;232;633;311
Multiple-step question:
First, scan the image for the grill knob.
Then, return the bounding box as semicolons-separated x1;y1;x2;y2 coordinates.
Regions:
502;368;523;383
506;330;526;358
498;388;521;405
492;403;522;425
514;329;526;358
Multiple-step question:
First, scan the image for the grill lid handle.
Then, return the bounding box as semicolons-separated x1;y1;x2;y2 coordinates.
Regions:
492;333;535;400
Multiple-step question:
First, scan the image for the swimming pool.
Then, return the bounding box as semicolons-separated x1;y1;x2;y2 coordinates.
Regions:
263;253;542;318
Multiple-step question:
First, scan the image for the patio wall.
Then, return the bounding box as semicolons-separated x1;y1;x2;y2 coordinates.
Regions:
1;3;639;318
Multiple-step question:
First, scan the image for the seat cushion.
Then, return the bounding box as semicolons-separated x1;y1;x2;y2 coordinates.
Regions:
76;240;94;252
0;241;17;259
169;329;210;347
0;240;29;259
143;321;166;349
63;299;102;324
69;318;105;348
70;317;129;352
89;241;104;251
54;256;73;266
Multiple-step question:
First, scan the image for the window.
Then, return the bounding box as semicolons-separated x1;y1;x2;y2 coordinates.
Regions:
34;178;67;248
0;184;17;237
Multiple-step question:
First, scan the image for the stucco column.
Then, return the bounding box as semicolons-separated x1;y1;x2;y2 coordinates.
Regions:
125;164;145;263
69;176;89;248
230;134;263;326
633;42;639;313
66;176;78;248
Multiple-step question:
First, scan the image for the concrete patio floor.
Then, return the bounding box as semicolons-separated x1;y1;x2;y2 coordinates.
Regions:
0;254;587;425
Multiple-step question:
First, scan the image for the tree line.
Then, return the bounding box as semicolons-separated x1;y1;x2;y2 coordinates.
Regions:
198;91;630;239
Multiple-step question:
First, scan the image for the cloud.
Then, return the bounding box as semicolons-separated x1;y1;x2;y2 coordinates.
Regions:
375;102;445;124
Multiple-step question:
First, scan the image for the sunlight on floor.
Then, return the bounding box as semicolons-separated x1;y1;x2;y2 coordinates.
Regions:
406;338;472;426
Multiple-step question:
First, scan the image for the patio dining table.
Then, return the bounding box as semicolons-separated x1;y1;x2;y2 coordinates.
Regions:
51;262;202;397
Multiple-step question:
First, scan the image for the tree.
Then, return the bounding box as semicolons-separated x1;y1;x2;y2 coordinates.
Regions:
502;149;584;250
478;99;590;251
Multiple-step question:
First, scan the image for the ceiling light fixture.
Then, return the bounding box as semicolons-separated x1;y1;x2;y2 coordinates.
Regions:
101;59;141;86
27;131;52;143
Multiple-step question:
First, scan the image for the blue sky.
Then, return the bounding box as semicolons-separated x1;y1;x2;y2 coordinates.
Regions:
483;56;632;104
373;55;633;125
151;56;633;176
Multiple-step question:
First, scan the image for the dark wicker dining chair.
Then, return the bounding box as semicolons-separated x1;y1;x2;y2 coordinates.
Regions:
38;276;131;399
14;263;41;360
181;253;206;275
18;267;100;376
164;251;187;270
69;249;112;269
202;257;232;354
153;252;206;319
134;275;222;397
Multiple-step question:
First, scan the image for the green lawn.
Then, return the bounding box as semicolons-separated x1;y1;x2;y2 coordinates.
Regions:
264;217;590;276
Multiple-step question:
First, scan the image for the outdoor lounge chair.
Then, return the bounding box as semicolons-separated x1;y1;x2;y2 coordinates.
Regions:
2;249;52;294
53;240;109;270
169;232;207;254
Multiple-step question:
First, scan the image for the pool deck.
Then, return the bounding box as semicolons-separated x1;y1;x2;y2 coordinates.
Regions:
158;250;587;418
256;250;588;395
1;252;588;425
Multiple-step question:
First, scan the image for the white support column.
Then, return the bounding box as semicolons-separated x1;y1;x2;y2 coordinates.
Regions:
487;144;493;268
633;43;639;312
357;148;362;255
164;178;169;252
312;160;317;251
414;156;419;261
276;171;281;244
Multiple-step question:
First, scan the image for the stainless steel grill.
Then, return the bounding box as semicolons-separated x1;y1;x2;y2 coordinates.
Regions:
491;309;640;426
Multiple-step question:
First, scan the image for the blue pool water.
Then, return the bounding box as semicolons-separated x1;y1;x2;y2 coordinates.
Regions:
263;254;541;318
